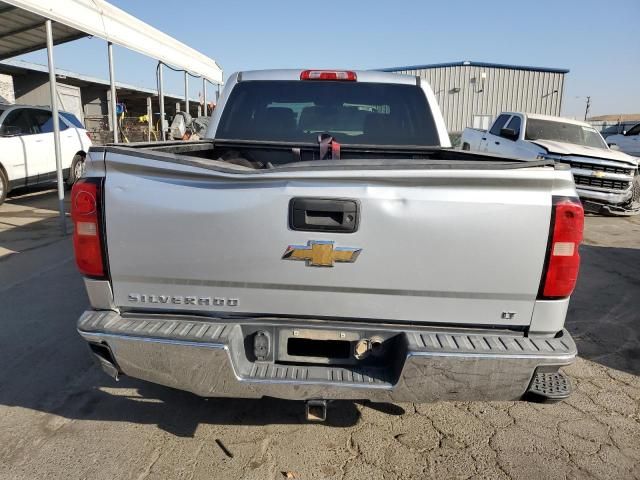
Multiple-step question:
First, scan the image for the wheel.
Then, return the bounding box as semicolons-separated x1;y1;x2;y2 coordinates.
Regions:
66;154;85;187
0;168;7;206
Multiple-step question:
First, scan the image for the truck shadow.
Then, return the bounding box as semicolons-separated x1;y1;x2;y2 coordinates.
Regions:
52;374;400;438
565;244;640;376
55;376;366;436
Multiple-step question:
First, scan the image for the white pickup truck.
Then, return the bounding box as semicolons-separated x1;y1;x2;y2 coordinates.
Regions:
72;70;582;418
0;104;92;204
461;112;640;215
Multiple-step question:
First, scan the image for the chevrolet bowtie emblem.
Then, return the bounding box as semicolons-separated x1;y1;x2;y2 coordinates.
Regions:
282;241;362;267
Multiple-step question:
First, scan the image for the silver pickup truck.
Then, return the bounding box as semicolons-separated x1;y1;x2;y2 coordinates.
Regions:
72;70;583;416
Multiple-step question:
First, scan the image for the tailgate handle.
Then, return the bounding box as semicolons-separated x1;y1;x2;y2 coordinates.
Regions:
289;198;359;233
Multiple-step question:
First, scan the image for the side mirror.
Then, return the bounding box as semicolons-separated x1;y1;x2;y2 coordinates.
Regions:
608;143;620;150
500;127;519;141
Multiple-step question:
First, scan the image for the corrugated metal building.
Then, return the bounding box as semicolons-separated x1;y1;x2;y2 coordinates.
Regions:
380;61;569;134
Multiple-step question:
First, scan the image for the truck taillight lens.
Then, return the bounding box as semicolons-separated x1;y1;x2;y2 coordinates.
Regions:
71;178;106;278
300;70;357;81
539;197;584;299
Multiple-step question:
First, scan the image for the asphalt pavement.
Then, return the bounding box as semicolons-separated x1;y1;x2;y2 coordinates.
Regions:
0;187;638;480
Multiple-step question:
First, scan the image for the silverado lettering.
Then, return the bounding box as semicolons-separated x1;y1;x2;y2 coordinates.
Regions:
128;294;239;307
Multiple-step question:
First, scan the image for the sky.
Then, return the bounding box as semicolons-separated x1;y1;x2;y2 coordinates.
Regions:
18;0;640;119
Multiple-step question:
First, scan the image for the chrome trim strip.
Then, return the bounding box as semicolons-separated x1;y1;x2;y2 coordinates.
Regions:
233;378;394;390
79;330;226;350
576;187;632;203
571;168;634;182
114;275;532;301
576;183;632;194
542;153;637;169
562;155;638;169
408;351;574;361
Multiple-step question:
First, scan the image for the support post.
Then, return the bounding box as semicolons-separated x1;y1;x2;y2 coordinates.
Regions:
158;62;165;141
45;20;66;234
184;71;189;115
146;96;152;142
202;78;207;116
107;42;118;143
584;96;591;121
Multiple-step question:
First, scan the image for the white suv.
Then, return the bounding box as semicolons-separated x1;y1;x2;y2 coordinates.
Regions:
0;104;92;205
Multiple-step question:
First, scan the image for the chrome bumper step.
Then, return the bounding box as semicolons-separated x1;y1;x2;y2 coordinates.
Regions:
78;310;577;402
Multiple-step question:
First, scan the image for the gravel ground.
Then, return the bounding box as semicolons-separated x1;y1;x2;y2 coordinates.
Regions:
0;189;638;480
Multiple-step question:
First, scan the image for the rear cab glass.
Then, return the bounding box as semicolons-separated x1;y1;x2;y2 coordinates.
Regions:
489;114;510;136
216;80;439;146
505;116;522;137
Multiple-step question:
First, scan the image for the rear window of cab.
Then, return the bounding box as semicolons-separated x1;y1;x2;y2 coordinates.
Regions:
217;80;439;146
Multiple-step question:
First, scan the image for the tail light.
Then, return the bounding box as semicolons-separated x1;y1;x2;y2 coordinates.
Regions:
539;197;584;299
300;70;357;81
71;178;107;278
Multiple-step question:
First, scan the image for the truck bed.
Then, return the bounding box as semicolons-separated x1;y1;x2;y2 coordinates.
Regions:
99;138;547;171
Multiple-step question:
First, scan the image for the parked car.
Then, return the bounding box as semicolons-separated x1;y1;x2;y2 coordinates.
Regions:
605;123;640;158
73;70;582;419
0;104;92;205
461;112;640;215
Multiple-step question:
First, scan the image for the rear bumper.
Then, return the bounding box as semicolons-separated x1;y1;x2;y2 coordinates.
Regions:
77;310;576;402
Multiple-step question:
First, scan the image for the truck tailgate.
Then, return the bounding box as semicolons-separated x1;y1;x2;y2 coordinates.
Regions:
102;153;556;327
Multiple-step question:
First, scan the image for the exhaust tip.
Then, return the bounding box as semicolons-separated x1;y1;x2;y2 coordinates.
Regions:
354;336;385;360
370;336;384;356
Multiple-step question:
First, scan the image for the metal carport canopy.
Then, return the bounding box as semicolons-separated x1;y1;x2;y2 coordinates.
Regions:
0;0;222;233
0;0;223;83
